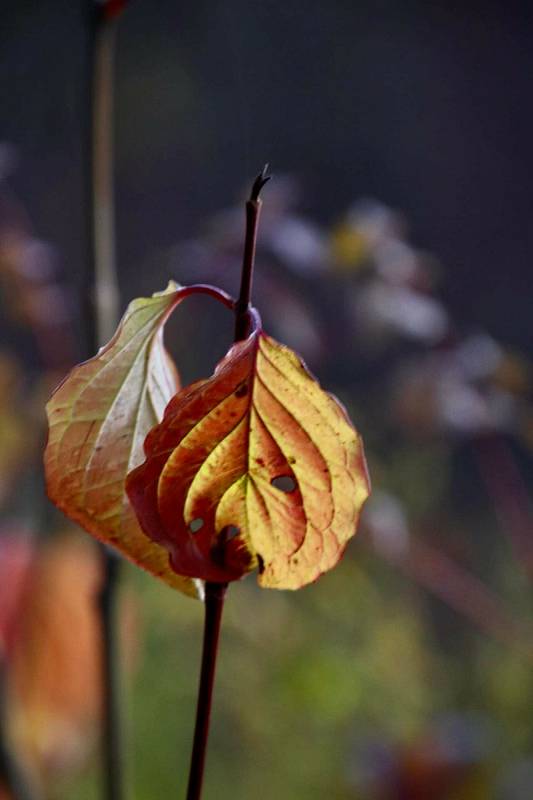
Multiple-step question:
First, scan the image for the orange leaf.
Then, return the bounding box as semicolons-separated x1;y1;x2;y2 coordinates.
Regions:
44;282;230;598
127;310;370;589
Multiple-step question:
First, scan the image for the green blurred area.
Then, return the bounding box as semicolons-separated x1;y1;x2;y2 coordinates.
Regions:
50;535;533;799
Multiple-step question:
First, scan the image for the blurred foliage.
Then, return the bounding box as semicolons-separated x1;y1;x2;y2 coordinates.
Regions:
1;151;533;800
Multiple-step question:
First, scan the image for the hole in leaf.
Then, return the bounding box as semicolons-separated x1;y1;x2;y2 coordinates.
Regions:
220;524;240;541
257;554;265;574
189;518;204;533
271;475;297;493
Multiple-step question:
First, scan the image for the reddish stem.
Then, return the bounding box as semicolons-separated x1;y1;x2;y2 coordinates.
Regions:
186;582;227;800
180;284;235;310
185;170;269;800
234;165;270;341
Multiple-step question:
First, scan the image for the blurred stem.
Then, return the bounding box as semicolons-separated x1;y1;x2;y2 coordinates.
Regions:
84;4;125;800
377;534;533;661
405;538;533;660
186;583;227;800
0;662;39;800
472;433;533;580
86;3;120;348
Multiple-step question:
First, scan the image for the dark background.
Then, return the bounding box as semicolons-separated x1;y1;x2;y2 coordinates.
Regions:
2;1;532;348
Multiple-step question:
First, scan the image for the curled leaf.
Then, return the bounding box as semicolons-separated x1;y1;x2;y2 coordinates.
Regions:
45;283;232;597
127;310;370;589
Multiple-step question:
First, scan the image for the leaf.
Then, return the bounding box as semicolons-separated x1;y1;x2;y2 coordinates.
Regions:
126;310;370;589
44;282;231;598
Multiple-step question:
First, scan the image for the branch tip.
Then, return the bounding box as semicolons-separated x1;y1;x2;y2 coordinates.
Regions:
95;0;128;23
250;164;271;202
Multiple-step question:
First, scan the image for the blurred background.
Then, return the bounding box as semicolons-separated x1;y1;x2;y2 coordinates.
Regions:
1;1;533;798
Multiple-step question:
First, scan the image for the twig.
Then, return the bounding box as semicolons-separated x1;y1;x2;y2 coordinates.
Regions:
186;169;269;800
234;165;270;341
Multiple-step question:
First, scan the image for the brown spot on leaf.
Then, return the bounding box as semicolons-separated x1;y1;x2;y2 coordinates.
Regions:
235;382;248;398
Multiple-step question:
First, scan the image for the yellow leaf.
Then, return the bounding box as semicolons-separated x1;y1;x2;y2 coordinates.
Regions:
127;312;370;589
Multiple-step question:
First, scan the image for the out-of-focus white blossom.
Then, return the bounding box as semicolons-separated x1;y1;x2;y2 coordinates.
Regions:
353;281;449;345
363;491;410;560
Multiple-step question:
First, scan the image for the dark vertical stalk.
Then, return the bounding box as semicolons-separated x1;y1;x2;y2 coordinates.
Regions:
0;663;38;800
234;165;270;341
97;552;124;800
185;583;227;800
185;170;270;800
84;3;125;799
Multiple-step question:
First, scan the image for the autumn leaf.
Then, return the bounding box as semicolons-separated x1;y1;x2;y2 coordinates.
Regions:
126;309;370;589
44;282;232;598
